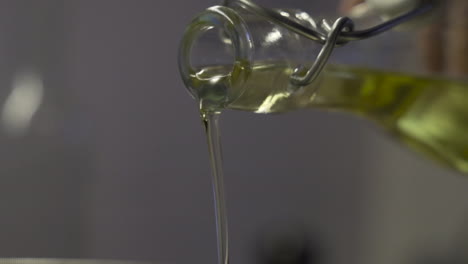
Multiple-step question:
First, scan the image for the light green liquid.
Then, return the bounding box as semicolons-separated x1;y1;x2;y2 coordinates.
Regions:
194;61;468;173
202;112;229;264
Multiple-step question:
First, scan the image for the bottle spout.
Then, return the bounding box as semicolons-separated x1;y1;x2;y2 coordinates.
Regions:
178;6;253;111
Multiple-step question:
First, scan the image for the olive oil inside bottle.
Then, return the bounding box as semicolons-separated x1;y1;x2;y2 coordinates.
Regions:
194;61;468;173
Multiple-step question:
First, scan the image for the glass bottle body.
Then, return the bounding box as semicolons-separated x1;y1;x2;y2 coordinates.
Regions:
179;2;468;173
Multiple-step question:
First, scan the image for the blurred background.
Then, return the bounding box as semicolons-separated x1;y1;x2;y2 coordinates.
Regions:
0;1;467;264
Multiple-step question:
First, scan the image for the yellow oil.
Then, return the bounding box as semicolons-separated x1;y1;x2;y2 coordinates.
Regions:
191;62;468;173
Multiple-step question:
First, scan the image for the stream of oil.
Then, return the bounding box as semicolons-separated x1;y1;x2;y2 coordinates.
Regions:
202;112;229;264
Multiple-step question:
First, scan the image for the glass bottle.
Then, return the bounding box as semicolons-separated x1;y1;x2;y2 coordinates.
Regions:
178;0;468;173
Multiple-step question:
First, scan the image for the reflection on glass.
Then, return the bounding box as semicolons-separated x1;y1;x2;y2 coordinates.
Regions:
264;28;283;46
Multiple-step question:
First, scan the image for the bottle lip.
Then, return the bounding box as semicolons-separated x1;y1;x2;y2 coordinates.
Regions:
178;6;253;107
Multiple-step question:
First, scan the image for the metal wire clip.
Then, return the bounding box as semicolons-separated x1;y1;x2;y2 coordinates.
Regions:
224;0;437;87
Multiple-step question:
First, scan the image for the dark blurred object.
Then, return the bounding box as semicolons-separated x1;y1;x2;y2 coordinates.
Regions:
255;230;324;264
419;0;468;77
